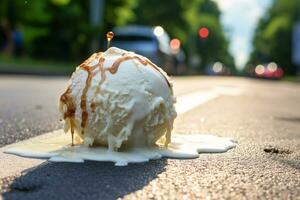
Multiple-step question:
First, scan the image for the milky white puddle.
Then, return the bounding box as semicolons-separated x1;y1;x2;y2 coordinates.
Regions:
4;130;236;166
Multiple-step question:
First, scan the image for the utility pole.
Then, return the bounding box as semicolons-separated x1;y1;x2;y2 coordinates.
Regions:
90;0;104;53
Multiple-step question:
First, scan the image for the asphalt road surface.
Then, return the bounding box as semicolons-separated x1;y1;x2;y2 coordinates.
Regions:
0;75;299;200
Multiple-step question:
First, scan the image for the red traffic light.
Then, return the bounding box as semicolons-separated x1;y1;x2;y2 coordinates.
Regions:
198;27;209;39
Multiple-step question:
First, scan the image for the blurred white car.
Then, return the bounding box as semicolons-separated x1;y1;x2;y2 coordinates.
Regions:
111;25;176;74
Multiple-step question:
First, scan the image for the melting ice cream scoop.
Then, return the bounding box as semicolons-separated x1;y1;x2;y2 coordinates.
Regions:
59;47;177;151
3;35;237;166
4;47;236;166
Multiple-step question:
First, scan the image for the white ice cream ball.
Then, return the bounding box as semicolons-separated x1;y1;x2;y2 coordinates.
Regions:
59;47;177;151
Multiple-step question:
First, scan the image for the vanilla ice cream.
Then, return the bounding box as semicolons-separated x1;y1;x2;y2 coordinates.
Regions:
59;47;177;151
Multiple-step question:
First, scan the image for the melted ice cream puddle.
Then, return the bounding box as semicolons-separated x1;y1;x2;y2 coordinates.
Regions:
4;130;236;166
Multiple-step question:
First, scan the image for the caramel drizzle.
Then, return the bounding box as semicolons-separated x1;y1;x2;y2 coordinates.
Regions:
139;56;171;88
109;55;147;74
60;87;76;145
80;55;105;134
110;55;171;87
60;52;171;144
80;67;93;132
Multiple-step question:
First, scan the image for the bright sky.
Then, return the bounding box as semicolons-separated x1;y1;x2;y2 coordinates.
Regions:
213;0;273;69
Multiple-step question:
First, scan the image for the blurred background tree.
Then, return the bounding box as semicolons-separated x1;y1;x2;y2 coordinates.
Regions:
0;0;234;73
248;0;300;75
189;0;235;73
0;0;137;61
133;0;235;73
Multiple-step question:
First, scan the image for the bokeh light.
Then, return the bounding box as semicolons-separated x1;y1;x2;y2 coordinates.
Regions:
154;26;164;37
267;62;278;72
255;65;265;75
170;38;181;51
198;27;209;39
212;62;223;73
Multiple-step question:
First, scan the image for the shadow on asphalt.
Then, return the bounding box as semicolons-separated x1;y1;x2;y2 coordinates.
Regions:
3;159;167;200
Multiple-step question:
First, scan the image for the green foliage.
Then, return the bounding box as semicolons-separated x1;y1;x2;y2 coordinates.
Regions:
134;0;234;71
190;0;234;71
0;0;137;61
104;0;137;27
51;0;71;6
0;0;233;72
249;0;300;75
133;0;189;44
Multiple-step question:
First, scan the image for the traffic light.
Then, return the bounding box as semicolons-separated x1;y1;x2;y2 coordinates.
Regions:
198;27;209;39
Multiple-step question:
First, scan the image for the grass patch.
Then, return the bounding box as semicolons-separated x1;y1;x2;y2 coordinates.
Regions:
0;55;77;75
282;76;300;83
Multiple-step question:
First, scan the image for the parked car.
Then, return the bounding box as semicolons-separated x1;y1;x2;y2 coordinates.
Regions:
254;62;284;79
111;25;176;74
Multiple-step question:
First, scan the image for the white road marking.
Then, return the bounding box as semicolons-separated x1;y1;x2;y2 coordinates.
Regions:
175;86;243;115
0;86;243;178
176;91;218;115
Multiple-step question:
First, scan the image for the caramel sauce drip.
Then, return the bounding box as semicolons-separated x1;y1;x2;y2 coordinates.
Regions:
60;51;171;145
109;55;147;74
106;31;114;41
106;31;114;49
80;68;92;132
80;55;105;134
60;87;76;145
